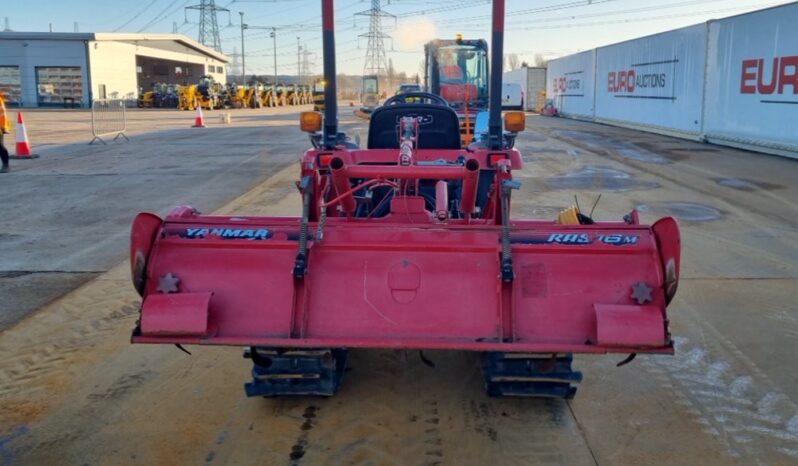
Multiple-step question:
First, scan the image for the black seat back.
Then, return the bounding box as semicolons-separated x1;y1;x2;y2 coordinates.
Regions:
367;103;461;149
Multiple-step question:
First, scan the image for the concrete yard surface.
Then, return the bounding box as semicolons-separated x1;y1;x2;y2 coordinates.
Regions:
0;106;313;329
0;108;797;465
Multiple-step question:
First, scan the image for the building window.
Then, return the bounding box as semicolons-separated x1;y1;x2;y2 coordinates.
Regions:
35;67;83;106
218;66;224;74
0;66;22;105
153;64;168;76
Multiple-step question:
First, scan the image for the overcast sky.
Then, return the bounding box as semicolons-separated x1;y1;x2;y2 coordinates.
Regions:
3;0;795;76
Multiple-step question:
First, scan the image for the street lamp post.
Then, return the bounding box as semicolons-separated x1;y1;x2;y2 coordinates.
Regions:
239;16;279;86
270;28;277;87
297;36;301;86
239;12;245;84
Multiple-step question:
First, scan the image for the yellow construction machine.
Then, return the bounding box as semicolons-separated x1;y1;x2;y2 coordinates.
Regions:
312;80;326;112
137;88;155;108
178;85;198;110
229;85;257;108
197;76;223;110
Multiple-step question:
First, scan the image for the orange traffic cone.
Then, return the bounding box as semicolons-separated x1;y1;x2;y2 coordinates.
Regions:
11;112;39;159
192;106;206;128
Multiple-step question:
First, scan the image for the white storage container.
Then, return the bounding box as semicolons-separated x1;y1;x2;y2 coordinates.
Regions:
703;4;798;158
594;24;707;139
546;50;596;119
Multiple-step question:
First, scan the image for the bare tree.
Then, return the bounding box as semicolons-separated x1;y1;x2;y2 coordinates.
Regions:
505;53;520;71
387;58;396;90
533;53;548;68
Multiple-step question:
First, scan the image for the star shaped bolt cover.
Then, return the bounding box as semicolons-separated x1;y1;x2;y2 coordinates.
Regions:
157;273;180;294
630;281;653;304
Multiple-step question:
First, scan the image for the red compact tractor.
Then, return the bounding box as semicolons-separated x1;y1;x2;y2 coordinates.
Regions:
130;0;680;399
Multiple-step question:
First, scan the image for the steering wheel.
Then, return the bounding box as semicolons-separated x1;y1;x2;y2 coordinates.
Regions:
383;92;449;107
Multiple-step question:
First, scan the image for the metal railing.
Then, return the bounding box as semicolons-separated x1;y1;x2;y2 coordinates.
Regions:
89;99;129;145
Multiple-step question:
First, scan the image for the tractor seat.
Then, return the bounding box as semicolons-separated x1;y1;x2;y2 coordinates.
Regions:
367;103;461;150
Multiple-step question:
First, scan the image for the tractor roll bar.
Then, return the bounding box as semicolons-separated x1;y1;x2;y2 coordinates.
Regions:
320;0;507;150
322;0;338;149
488;0;505;150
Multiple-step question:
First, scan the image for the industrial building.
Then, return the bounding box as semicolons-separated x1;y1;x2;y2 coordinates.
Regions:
0;32;228;107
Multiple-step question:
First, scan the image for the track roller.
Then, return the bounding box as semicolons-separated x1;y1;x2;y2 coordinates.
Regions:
243;348;348;397
482;352;582;399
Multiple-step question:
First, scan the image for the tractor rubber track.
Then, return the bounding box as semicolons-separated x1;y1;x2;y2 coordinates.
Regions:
482;352;583;399
243;347;348;397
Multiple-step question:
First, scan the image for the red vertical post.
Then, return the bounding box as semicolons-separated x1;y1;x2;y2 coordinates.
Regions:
330;157;356;214
435;181;449;221
459;159;480;216
322;0;338;148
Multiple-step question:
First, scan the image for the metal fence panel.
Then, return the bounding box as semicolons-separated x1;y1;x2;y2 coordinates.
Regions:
90;99;129;145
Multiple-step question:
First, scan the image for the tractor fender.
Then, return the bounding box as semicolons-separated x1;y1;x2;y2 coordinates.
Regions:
652;216;681;305
130;212;163;297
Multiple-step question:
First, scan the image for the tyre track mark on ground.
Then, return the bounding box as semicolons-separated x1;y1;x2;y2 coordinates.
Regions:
643;336;798;461
421;399;444;465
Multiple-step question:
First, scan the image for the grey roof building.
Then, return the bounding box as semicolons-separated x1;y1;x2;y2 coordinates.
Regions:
0;32;229;107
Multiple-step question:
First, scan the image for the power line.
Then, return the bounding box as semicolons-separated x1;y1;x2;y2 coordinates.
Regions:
430;0;617;26
137;0;188;32
507;1;784;31
394;0;490;18
503;0;718;26
113;0;160;32
136;1;190;32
